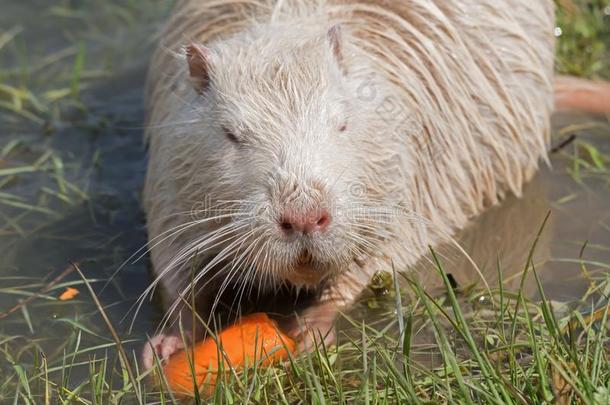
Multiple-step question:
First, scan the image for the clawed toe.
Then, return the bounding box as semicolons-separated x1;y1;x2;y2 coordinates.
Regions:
141;334;185;371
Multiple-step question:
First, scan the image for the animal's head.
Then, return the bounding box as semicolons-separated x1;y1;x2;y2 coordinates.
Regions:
179;23;396;292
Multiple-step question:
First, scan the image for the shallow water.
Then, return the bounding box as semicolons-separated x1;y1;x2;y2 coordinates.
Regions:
0;0;171;362
1;0;609;375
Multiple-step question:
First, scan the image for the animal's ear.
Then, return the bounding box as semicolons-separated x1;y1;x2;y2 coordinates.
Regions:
185;43;211;93
327;24;345;73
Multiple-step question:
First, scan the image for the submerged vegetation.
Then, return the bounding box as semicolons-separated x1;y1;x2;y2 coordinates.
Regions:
0;0;609;403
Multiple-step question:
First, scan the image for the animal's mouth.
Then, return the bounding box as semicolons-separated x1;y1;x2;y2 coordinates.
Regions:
285;248;331;288
297;249;314;266
294;248;324;273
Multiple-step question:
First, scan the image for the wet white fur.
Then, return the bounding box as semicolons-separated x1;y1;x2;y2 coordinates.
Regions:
142;0;555;326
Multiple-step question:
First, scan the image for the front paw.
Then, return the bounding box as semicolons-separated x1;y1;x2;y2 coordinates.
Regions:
287;304;338;353
141;333;186;371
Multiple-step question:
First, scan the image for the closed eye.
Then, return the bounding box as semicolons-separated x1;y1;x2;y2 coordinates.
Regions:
222;126;240;144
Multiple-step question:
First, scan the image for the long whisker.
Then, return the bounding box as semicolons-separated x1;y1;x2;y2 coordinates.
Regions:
158;227;258;330
127;220;250;330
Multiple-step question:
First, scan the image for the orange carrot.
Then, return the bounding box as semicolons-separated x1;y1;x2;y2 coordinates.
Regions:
58;287;79;301
161;313;295;397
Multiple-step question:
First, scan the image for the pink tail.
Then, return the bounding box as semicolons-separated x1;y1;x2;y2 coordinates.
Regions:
554;75;610;115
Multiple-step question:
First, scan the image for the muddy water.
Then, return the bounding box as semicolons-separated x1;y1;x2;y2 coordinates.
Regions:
0;0;171;356
411;121;610;302
1;0;609;365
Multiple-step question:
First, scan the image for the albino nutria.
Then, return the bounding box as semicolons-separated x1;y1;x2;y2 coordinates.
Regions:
140;0;604;368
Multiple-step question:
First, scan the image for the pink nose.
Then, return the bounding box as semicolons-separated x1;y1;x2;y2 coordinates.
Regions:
279;208;331;235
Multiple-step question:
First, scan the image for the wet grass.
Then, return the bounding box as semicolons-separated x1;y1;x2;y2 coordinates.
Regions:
179;246;610;404
0;0;609;403
0;0;167;238
1;249;608;404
